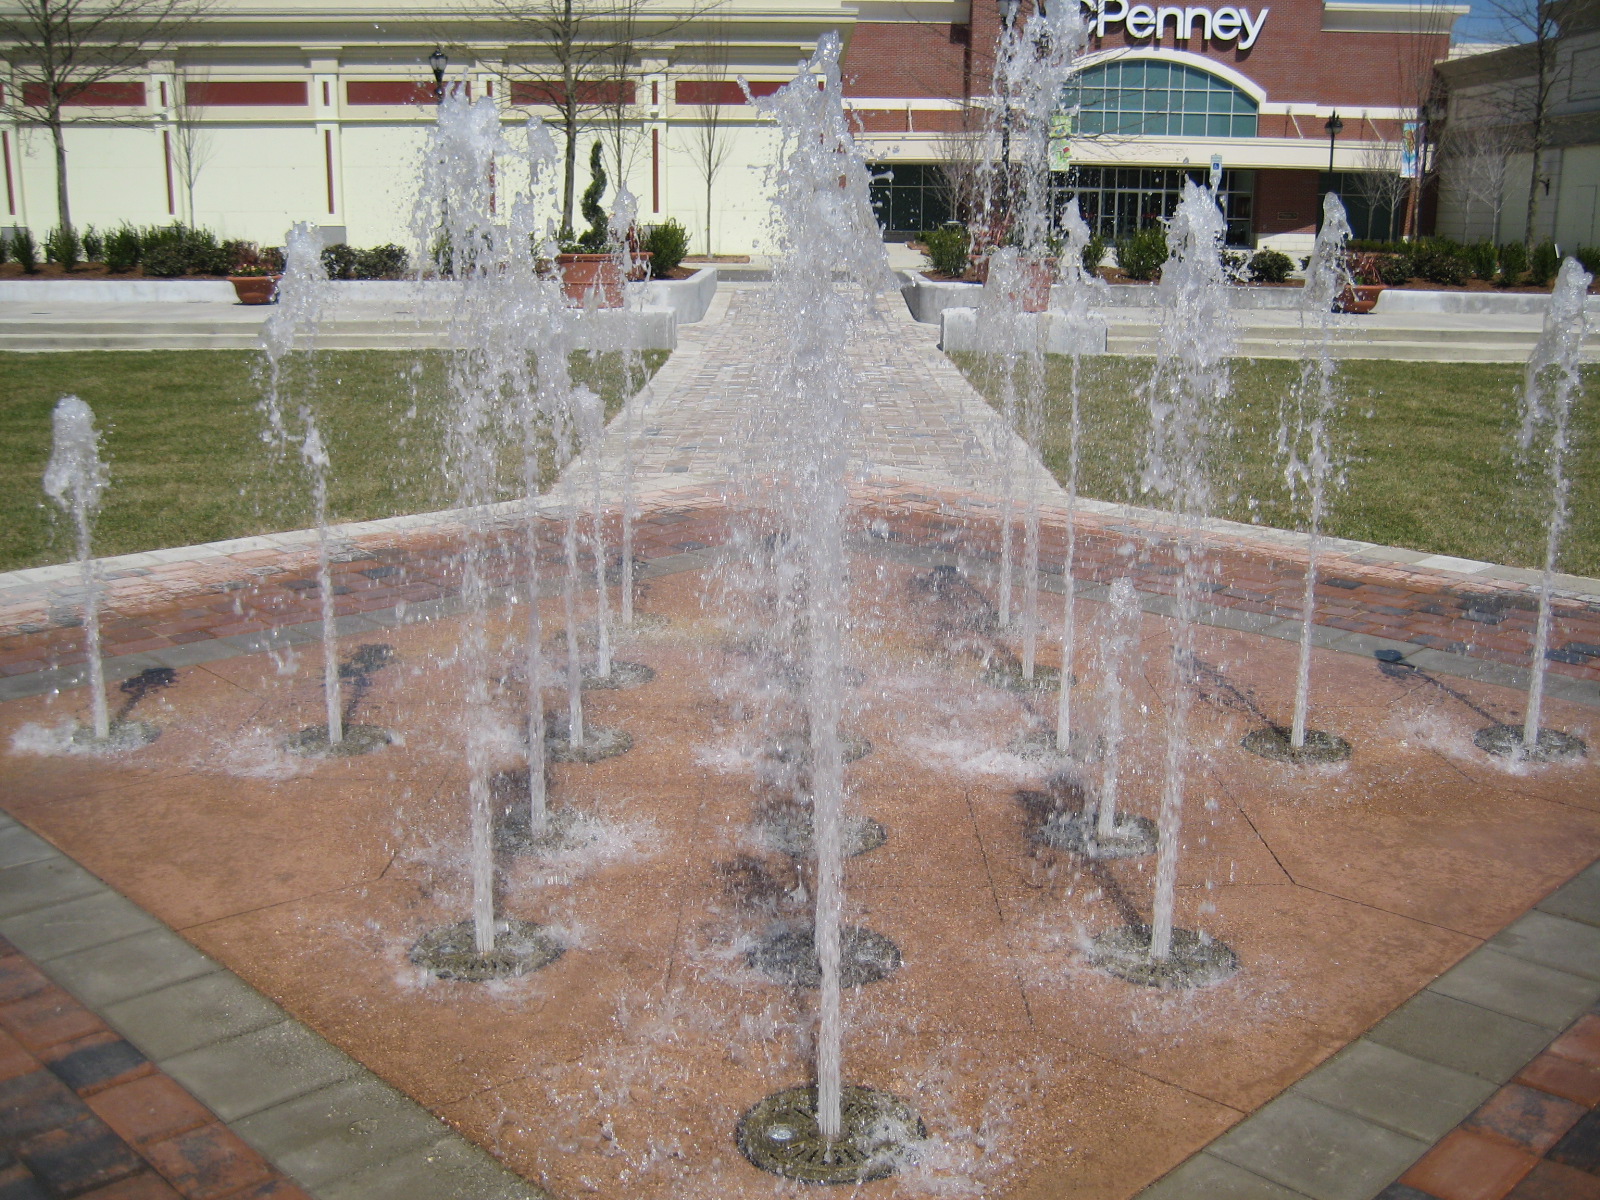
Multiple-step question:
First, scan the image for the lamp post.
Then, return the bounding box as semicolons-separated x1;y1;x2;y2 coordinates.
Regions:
1324;111;1343;174
430;47;448;101
997;0;1019;173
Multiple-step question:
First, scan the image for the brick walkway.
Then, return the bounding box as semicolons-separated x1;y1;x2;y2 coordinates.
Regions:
0;934;307;1200
1384;999;1600;1200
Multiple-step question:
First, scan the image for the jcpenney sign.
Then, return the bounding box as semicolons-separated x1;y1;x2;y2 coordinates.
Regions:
1092;0;1270;48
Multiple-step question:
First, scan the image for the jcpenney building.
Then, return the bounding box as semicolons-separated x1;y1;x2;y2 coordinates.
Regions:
0;0;1460;256
852;0;1463;253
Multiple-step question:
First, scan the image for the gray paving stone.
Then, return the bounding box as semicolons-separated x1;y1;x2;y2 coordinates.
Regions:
1539;862;1600;928
1200;606;1289;634
38;928;219;1008
1366;990;1554;1081
159;1019;360;1122
232;1076;449;1187
1426;946;1600;1030
0;824;57;870
1288;1040;1495;1142
104;970;287;1060
1489;910;1600;981
1137;1152;1314;1199
218;628;317;654
1206;1093;1426;1200
317;1135;549;1200
0;889;162;962
0;857;105;917
0;673;57;702
146;640;243;668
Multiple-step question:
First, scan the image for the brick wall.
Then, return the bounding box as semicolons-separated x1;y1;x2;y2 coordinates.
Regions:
1084;0;1451;109
1255;169;1322;235
841;22;972;99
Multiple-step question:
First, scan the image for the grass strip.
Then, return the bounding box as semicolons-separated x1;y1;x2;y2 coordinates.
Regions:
0;349;666;573
951;354;1598;578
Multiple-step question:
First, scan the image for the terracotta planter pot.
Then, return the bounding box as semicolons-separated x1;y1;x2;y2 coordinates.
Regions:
229;275;281;305
1337;284;1384;315
972;255;1057;312
555;252;652;308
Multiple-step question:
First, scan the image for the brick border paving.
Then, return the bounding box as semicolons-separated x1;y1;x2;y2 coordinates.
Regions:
1135;862;1600;1200
0;927;311;1200
0;815;546;1200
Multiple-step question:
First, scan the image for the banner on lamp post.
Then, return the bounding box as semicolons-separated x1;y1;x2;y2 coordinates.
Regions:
1400;121;1419;179
1048;113;1073;171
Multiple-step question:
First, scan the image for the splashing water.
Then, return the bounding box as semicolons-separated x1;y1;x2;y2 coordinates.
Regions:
748;31;895;1143
411;90;572;953
1279;192;1353;748
42;396;110;740
1516;257;1593;757
971;0;1088;645
1095;579;1142;839
1053;201;1103;750
258;224;347;743
1140;180;1234;961
609;184;644;628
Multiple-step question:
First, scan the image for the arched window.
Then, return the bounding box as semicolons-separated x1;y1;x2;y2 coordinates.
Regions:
1071;60;1258;139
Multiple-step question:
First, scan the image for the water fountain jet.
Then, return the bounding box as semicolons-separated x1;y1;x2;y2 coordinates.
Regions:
1476;257;1592;764
43;397;158;751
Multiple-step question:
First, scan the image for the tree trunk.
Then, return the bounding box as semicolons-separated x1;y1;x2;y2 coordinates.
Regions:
562;104;579;237
50;115;72;233
705;176;712;256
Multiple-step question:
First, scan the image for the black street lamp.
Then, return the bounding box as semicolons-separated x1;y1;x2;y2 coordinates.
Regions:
430;47;448;101
997;0;1019;173
1324;111;1344;174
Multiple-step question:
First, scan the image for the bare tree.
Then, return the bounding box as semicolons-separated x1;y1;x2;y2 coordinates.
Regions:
490;0;711;238
1480;0;1568;243
1352;140;1412;241
677;19;735;255
0;0;212;233
171;61;213;224
591;8;645;200
486;0;641;237
1439;115;1522;240
929;101;992;230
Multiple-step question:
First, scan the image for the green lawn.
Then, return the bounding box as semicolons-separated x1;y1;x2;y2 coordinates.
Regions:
0;350;665;573
950;354;1600;578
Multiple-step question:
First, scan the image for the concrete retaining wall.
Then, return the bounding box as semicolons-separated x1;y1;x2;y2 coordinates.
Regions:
1372;288;1600;315
0;269;716;324
939;307;1109;355
0;280;238;303
643;268;718;323
901;271;1315;324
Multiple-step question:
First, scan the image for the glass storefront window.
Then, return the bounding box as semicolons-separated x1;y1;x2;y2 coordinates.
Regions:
1071;60;1259;139
1053;167;1256;246
867;163;954;236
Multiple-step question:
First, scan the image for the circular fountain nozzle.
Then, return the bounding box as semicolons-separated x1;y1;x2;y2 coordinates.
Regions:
494;802;597;855
1089;925;1239;989
543;717;632;763
761;812;887;859
580;660;656;690
1240;726;1352;765
409;918;565;982
285;724;391;758
1031;811;1157;859
747;925;902;988
69;720;161;752
736;1083;925;1184
1474;723;1587;762
981;662;1064;694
